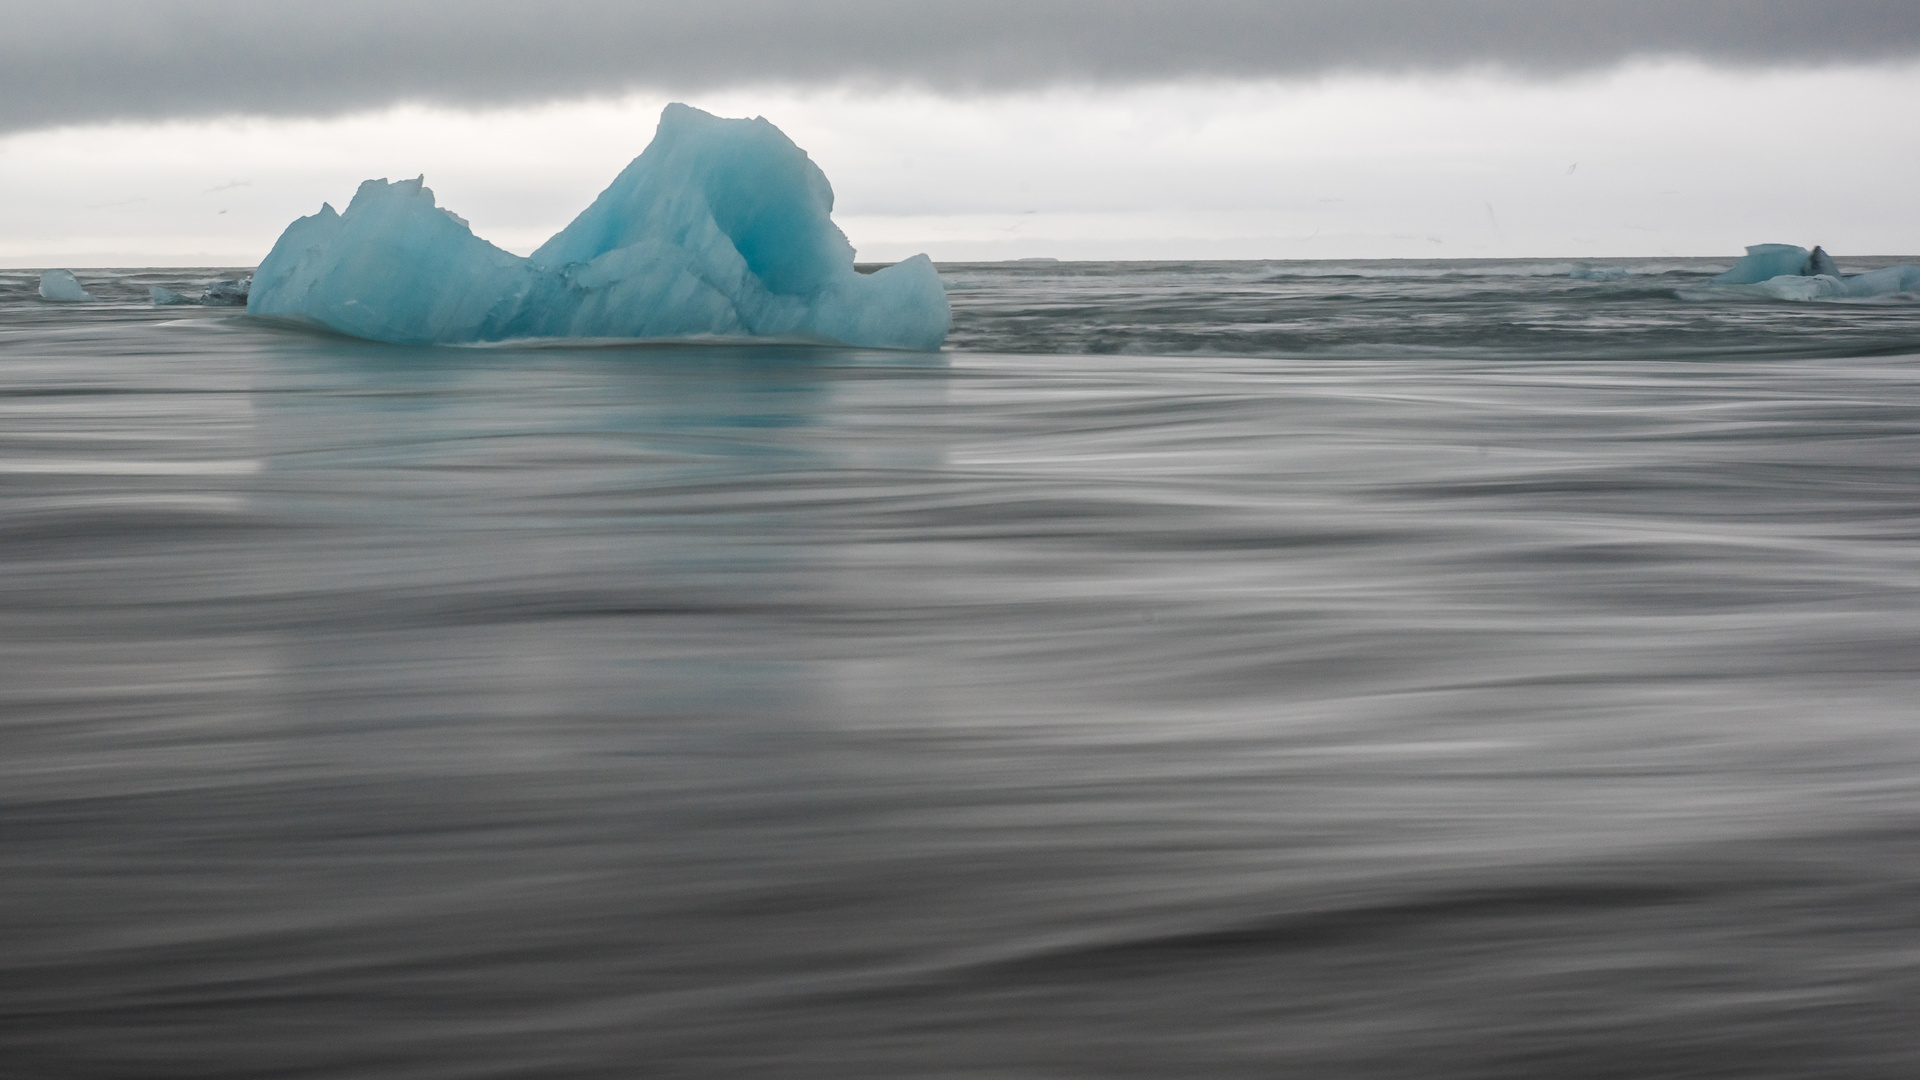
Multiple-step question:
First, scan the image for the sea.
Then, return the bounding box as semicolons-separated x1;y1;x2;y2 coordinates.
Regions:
3;258;1919;1079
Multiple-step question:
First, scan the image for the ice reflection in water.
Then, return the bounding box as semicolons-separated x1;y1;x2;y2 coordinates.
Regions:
2;263;1920;1078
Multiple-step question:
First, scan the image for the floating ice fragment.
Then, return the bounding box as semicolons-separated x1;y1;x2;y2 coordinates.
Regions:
1839;264;1920;295
39;269;94;302
1711;244;1920;300
1749;264;1920;301
248;104;950;349
201;277;251;305
150;277;251;307
1713;244;1817;285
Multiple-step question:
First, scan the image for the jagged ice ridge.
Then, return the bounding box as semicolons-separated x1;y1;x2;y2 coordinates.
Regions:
248;105;950;349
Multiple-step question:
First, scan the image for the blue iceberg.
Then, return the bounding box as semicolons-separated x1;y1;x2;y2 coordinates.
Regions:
248;104;950;350
1713;244;1920;299
39;269;94;302
1713;244;1823;285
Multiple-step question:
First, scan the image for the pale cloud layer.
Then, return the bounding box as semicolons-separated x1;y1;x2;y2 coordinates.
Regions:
6;65;1919;267
5;1;1920;134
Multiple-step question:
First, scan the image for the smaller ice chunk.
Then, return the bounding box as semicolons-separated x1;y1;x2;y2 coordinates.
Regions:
151;277;254;307
1750;275;1843;301
1713;244;1920;300
39;269;94;302
1713;244;1813;284
1838;264;1920;296
200;277;251;305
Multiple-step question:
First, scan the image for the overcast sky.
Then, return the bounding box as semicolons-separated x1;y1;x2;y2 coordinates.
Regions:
4;1;1919;265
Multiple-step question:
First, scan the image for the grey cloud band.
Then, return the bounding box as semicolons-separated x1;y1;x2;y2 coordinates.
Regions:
5;0;1919;133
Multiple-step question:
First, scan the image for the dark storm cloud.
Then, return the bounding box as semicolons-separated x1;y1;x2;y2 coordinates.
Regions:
5;0;1920;134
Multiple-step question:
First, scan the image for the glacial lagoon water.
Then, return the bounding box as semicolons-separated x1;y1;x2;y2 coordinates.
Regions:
4;259;1920;1078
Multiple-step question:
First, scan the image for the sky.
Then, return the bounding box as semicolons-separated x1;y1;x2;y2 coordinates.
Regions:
4;0;1919;266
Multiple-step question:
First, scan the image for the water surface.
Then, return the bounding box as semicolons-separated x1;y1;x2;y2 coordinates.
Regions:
4;260;1920;1078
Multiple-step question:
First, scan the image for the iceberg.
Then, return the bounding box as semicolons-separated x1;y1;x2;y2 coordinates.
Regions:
248;104;950;350
39;269;94;302
1712;244;1920;299
1713;244;1821;285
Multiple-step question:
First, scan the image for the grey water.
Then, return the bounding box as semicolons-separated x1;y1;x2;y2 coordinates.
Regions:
4;259;1920;1079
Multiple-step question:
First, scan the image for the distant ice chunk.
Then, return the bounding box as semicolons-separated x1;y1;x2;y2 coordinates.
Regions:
1750;264;1920;301
1711;243;1920;300
1838;264;1920;296
39;269;94;302
201;277;251;305
150;276;252;307
1713;244;1816;285
248;104;951;349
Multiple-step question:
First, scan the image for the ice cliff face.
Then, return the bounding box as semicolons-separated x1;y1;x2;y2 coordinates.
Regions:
248;104;950;349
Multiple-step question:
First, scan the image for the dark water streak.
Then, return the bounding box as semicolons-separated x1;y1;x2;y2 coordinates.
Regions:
3;261;1920;1078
